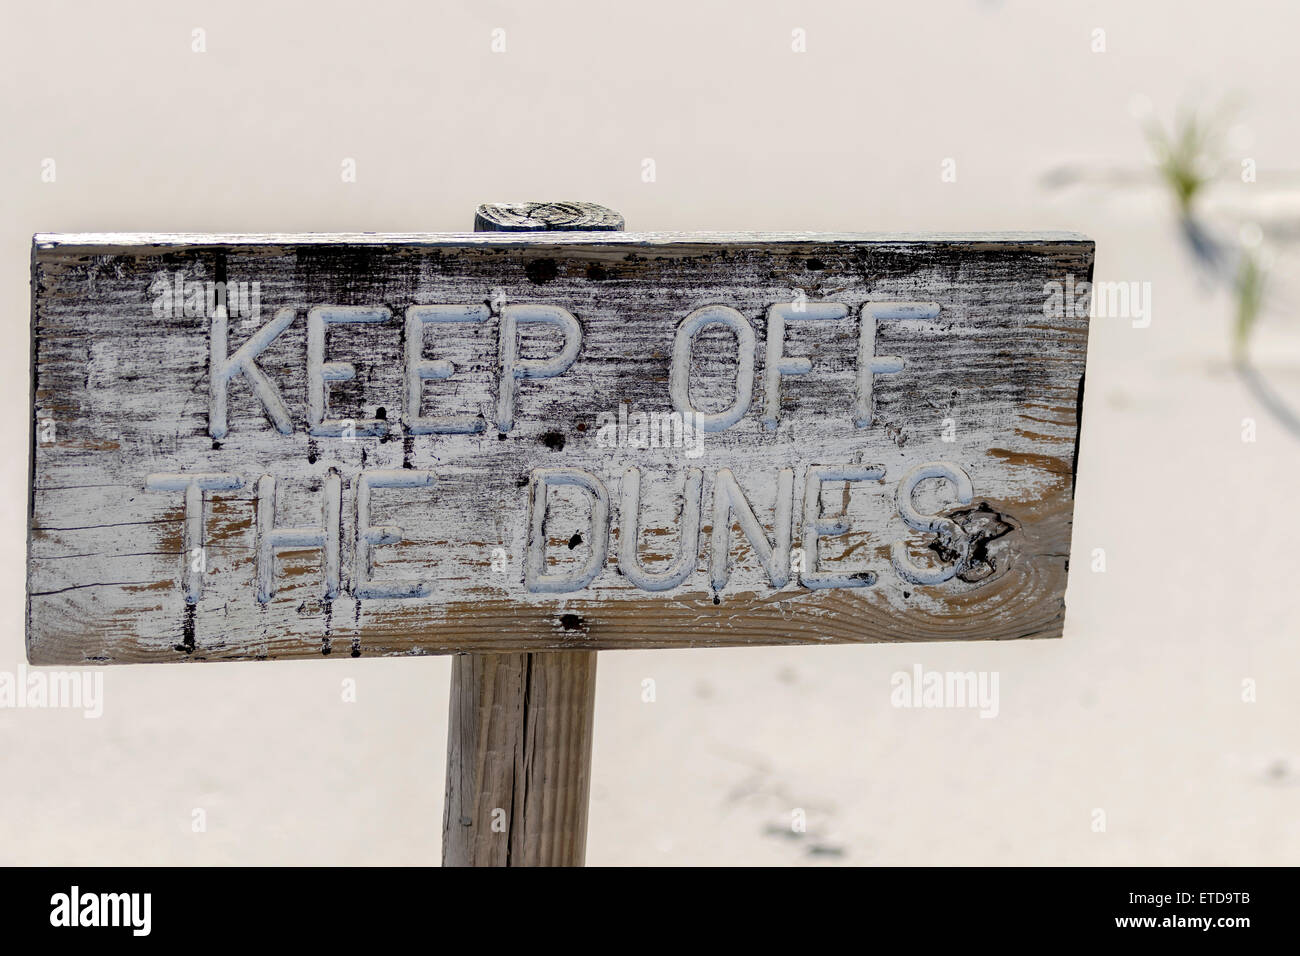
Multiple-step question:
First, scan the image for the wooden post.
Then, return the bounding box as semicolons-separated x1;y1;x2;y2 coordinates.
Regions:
442;652;597;866
441;201;622;866
472;200;625;233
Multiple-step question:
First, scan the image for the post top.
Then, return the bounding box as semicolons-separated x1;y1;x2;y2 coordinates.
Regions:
474;201;625;232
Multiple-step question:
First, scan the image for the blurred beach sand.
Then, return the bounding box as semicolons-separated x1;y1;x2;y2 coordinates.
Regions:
0;0;1296;865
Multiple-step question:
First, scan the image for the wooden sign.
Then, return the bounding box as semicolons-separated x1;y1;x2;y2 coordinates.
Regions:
27;231;1092;665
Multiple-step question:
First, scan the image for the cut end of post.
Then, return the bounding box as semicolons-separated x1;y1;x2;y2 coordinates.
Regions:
474;201;625;233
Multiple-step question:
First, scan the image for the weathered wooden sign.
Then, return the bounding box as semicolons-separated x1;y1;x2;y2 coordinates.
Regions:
27;232;1092;665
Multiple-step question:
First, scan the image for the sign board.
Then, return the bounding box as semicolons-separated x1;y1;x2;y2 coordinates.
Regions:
27;232;1093;664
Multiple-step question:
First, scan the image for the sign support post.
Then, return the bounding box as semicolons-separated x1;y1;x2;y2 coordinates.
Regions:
442;202;624;867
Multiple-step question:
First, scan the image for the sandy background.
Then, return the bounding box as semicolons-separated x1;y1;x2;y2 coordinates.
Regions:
1;0;1297;865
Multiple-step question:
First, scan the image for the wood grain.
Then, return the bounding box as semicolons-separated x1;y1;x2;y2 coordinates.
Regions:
442;650;596;865
442;202;605;869
473;201;624;233
26;232;1093;664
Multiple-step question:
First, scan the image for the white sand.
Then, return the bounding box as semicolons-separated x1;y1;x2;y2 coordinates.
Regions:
0;0;1296;865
